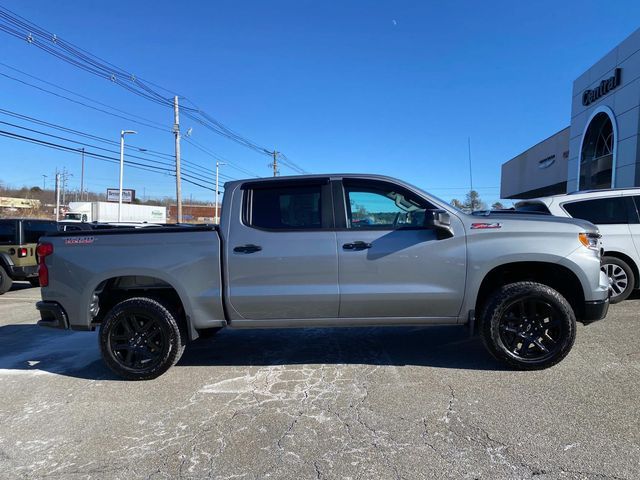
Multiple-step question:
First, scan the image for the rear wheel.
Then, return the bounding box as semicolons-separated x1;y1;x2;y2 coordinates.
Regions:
29;278;40;287
0;266;12;295
481;282;576;370
601;256;634;304
99;297;187;380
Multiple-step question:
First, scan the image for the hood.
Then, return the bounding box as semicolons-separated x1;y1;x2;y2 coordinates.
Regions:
464;212;598;234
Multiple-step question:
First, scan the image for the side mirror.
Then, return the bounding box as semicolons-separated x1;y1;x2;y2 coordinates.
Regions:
424;209;453;238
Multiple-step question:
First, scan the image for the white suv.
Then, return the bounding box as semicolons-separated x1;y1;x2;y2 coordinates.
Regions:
516;188;640;303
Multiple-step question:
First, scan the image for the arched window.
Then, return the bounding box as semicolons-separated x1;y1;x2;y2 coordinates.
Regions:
580;112;614;190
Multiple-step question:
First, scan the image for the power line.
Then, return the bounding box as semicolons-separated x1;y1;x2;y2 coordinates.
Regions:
0;61;169;130
0;6;309;174
0;70;170;132
0;107;236;183
0;127;216;192
0;117;217;183
183;137;259;178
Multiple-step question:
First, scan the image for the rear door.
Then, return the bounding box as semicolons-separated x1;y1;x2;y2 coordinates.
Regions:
225;178;339;320
334;178;467;319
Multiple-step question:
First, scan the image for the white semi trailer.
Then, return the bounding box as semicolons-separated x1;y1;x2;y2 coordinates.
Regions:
64;202;167;223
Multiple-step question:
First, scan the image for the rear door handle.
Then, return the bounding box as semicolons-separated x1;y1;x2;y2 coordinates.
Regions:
342;241;372;251
233;244;262;254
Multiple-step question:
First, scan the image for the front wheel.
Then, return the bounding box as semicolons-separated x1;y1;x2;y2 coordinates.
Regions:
481;282;576;370
99;297;187;380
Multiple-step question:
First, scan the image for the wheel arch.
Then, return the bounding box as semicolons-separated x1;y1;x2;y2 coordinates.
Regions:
475;262;585;323
89;274;196;340
0;252;14;270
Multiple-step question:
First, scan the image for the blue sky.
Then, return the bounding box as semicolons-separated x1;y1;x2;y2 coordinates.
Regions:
1;0;640;205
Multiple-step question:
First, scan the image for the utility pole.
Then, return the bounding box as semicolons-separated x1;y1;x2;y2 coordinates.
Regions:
119;130;137;222
173;96;183;223
42;174;47;190
80;147;85;201
55;172;60;221
215;161;225;223
60;167;72;206
271;150;279;177
468;137;474;212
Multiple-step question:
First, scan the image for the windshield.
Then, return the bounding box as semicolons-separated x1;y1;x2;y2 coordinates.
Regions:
65;213;83;220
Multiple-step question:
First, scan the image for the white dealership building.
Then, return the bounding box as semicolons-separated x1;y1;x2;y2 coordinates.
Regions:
501;27;640;199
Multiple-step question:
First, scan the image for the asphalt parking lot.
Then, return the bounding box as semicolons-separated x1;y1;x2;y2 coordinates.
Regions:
0;285;638;480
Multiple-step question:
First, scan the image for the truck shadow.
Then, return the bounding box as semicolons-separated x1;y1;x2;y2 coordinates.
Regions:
0;324;506;380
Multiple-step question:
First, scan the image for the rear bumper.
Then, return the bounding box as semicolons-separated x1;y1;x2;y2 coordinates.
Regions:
581;297;609;324
8;265;38;280
36;301;69;330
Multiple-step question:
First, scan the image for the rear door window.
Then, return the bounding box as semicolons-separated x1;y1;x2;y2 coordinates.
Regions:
246;183;324;230
0;222;17;245
562;197;628;224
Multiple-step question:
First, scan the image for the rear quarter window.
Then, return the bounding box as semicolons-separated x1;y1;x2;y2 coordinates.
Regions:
562;197;628;224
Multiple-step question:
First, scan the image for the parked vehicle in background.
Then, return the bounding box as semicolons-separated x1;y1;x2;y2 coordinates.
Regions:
36;174;609;380
0;218;60;293
64;201;167;223
516;188;640;303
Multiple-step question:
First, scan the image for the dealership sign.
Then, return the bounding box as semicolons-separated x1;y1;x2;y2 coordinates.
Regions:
582;68;621;106
106;188;135;203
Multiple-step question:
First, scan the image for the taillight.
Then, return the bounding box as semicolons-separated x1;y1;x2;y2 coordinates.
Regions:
37;242;54;287
17;247;28;258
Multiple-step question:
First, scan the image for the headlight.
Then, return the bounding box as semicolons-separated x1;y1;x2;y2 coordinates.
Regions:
578;232;600;252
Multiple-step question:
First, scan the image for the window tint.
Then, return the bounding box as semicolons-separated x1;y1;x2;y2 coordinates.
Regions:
249;185;322;230
345;183;430;229
0;222;17;245
22;221;59;243
563;197;627;224
515;203;551;214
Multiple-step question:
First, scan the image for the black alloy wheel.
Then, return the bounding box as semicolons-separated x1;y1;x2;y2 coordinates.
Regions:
99;297;186;380
498;297;565;362
108;312;168;371
481;282;576;370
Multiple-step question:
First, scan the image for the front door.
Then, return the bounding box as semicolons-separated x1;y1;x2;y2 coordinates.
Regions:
225;179;339;320
335;178;466;319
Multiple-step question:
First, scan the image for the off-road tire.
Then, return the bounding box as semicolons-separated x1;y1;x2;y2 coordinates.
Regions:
0;266;12;295
99;297;187;380
481;281;576;370
601;256;634;304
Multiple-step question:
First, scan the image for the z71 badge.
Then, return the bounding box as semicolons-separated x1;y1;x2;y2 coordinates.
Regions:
470;223;502;229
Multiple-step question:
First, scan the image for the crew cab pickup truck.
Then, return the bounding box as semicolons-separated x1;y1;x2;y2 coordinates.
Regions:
36;174;610;380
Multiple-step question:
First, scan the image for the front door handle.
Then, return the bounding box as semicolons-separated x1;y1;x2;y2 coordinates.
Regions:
233;244;262;254
342;241;372;251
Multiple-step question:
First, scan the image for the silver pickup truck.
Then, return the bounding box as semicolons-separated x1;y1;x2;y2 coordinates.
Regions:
36;174;610;380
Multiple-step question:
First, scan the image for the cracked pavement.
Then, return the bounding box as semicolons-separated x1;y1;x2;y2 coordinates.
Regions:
0;284;639;479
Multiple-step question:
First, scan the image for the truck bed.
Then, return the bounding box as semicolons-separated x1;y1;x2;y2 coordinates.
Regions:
40;225;225;337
